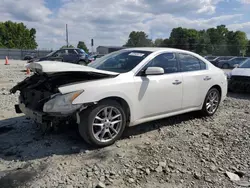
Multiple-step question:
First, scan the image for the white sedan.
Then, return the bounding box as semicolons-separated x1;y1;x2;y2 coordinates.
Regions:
11;48;228;147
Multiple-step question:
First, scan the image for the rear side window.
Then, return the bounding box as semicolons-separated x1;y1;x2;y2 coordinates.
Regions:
68;49;77;54
178;53;206;72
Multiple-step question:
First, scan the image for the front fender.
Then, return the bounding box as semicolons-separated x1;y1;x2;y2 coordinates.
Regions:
72;90;135;122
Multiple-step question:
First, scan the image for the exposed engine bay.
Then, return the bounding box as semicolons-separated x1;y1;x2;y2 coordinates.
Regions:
10;71;115;111
10;71;115;131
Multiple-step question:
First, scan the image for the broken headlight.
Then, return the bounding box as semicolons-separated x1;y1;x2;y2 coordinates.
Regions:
43;90;83;114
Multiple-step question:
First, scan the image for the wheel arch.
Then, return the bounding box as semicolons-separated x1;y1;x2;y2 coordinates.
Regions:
98;96;131;125
207;84;222;102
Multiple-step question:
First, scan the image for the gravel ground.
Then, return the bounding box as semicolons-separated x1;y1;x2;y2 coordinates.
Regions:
0;60;250;188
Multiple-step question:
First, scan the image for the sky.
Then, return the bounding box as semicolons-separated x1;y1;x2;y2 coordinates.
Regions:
0;0;250;51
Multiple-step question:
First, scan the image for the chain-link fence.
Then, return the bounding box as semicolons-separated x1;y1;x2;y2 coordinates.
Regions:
0;48;53;60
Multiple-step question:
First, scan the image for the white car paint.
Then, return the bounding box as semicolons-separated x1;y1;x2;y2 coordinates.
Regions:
28;48;228;126
27;61;118;75
231;68;250;77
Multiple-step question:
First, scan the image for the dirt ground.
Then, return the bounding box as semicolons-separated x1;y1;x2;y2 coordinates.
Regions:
0;60;250;188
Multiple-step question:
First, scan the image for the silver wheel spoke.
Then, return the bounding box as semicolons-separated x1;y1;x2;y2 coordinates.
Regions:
107;129;112;139
111;120;122;125
104;107;108;118
94;129;103;137
95;116;104;121
93;123;104;127
108;107;113;119
100;130;106;140
111;114;121;120
110;126;118;134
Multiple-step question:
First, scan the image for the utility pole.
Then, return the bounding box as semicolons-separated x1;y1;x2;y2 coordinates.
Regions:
66;24;69;47
91;39;94;54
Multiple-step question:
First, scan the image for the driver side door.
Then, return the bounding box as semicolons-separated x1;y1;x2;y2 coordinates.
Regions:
133;52;183;120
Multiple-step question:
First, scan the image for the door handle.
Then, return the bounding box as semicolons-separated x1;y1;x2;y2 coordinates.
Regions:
172;80;182;85
204;76;211;81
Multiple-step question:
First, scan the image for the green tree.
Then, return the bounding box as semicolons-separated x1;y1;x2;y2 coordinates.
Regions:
124;31;153;47
0;21;37;49
207;25;229;55
196;30;212;55
227;31;248;56
77;41;89;53
246;40;250;56
60;45;74;49
154;38;164;47
168;27;199;51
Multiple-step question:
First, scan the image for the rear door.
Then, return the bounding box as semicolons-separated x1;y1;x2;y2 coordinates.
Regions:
177;53;212;109
64;49;79;63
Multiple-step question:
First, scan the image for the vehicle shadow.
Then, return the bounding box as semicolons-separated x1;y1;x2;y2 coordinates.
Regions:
0;112;201;162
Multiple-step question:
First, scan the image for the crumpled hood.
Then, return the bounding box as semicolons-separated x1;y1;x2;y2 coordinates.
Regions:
231;68;250;77
26;61;119;76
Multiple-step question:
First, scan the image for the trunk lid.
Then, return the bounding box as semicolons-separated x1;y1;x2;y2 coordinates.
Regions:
26;61;119;76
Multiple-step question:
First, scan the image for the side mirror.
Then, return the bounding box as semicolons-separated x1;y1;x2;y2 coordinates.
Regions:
233;64;239;68
145;67;164;75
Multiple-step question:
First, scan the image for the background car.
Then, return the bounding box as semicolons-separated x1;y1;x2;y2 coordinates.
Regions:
210;56;234;67
12;48;227;147
228;58;250;92
23;53;37;60
217;57;248;69
28;48;89;65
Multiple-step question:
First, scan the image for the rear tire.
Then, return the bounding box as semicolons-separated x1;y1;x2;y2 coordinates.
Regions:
200;88;221;116
78;100;127;147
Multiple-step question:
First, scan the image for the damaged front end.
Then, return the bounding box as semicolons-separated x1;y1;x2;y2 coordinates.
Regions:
228;75;250;93
10;71;115;129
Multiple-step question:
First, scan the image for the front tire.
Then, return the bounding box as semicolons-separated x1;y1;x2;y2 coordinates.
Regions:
78;100;127;147
201;88;221;116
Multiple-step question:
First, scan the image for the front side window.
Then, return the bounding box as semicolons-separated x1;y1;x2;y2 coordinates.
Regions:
88;50;152;73
143;53;178;74
179;53;206;72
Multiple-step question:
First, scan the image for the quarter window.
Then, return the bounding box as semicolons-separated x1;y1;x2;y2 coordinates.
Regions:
144;53;178;74
178;53;206;72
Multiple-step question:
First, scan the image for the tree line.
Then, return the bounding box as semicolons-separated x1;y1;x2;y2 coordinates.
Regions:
124;25;250;56
0;21;37;49
1;21;249;56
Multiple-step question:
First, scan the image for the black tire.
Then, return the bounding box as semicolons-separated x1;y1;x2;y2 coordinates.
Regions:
78;100;127;147
222;64;229;69
201;88;221;116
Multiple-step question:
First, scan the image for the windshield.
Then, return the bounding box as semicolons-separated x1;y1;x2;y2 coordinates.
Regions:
88;50;152;73
46;51;55;57
76;49;87;54
239;59;250;68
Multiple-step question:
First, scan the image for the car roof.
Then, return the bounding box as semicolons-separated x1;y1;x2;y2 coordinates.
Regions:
121;47;197;54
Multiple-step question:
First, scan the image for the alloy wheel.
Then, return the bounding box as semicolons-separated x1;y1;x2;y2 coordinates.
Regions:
206;90;219;114
92;106;123;143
